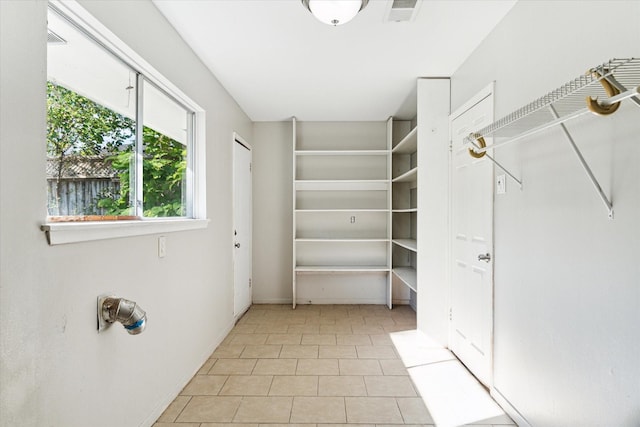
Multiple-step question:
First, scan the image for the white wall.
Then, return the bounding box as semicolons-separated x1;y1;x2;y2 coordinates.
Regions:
415;78;451;346
450;1;640;425
0;1;252;426
252;122;294;303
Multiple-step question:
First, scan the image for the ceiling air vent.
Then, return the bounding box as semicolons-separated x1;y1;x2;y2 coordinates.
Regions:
47;29;67;45
386;0;420;22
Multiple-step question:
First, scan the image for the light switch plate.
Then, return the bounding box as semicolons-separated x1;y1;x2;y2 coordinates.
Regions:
496;174;506;194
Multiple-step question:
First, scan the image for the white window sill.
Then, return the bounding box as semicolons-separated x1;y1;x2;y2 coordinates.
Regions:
41;218;209;245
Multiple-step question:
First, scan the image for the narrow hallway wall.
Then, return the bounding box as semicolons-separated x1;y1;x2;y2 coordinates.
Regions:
450;1;640;425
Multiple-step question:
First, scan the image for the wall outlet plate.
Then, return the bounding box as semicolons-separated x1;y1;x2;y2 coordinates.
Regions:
158;236;166;258
496;174;506;194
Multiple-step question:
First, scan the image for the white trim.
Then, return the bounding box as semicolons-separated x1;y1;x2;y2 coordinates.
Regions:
233;132;252;151
49;0;203;114
450;81;495;121
44;0;208;243
252;298;293;304
41;219;209;245
491;387;532;427
386;117;393;310
232;132;253;316
193;110;207;219
294;297;388;305
292;117;298;309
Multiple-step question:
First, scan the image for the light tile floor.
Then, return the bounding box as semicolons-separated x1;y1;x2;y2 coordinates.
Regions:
154;304;513;427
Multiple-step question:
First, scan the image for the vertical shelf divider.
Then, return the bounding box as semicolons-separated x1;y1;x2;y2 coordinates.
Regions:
391;118;419;307
292;117;297;309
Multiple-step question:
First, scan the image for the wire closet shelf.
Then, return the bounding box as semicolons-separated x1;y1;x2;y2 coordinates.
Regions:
465;57;640;151
464;57;640;220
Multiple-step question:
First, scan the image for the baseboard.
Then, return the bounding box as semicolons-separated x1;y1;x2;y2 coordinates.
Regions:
295;298;387;305
254;298;402;307
140;317;236;426
491;386;531;427
251;298;293;304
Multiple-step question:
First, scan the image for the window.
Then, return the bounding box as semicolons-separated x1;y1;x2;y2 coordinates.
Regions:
46;4;198;221
42;2;207;245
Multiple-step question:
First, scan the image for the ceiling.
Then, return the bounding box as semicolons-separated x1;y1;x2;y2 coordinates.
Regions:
153;0;517;122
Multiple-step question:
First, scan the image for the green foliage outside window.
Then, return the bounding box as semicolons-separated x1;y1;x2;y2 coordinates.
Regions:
47;82;186;217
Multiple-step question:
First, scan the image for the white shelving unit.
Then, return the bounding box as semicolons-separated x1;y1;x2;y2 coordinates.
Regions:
392;238;417;252
391;266;417;293
292;119;392;308
391;121;418;304
392;167;418;183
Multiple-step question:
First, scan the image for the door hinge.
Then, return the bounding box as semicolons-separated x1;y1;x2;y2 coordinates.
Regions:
449;307;452;321
249;278;252;288
249;163;252;172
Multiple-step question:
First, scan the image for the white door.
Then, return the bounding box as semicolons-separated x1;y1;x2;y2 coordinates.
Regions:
233;135;252;317
449;91;494;386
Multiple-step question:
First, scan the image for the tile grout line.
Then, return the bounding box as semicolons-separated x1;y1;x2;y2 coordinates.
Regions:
171;395;192;423
342;396;347;423
394;396;407;424
229;394;244;423
287;394;294;424
217;374;231;396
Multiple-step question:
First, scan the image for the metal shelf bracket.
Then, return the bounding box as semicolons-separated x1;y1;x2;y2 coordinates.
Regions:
468;136;523;189
548;105;614;219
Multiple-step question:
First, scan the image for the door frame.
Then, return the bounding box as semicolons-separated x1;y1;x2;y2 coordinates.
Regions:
448;82;495;385
232;132;252;319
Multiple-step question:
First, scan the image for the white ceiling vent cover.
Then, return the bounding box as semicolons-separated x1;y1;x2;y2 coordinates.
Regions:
386;0;420;22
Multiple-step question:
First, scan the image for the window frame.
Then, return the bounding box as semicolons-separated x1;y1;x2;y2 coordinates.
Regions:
42;0;208;245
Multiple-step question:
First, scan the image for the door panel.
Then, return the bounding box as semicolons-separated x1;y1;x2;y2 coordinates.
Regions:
450;94;493;386
233;137;252;317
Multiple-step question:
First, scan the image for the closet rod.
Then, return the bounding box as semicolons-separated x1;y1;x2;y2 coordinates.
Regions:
470;85;639;155
463;57;640;219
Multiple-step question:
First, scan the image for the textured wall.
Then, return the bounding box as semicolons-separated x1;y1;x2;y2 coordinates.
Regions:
0;1;252;426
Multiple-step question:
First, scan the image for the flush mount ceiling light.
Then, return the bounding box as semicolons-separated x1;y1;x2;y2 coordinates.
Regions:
301;0;369;26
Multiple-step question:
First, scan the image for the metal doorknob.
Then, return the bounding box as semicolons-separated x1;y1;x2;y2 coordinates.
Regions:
478;253;491;262
235;243;241;248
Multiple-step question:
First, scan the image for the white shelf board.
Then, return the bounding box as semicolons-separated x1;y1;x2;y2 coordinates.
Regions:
296;180;389;191
296;265;390;273
392;267;417;292
296;150;389;156
392;167;418;183
392;127;418;154
296;209;389;213
392;238;417;252
296;238;389;243
392;208;417;213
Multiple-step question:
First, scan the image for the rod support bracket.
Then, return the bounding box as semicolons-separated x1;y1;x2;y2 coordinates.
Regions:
468;134;487;158
586;69;621;115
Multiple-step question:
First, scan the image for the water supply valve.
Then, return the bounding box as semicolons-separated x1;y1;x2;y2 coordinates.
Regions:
98;295;147;335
